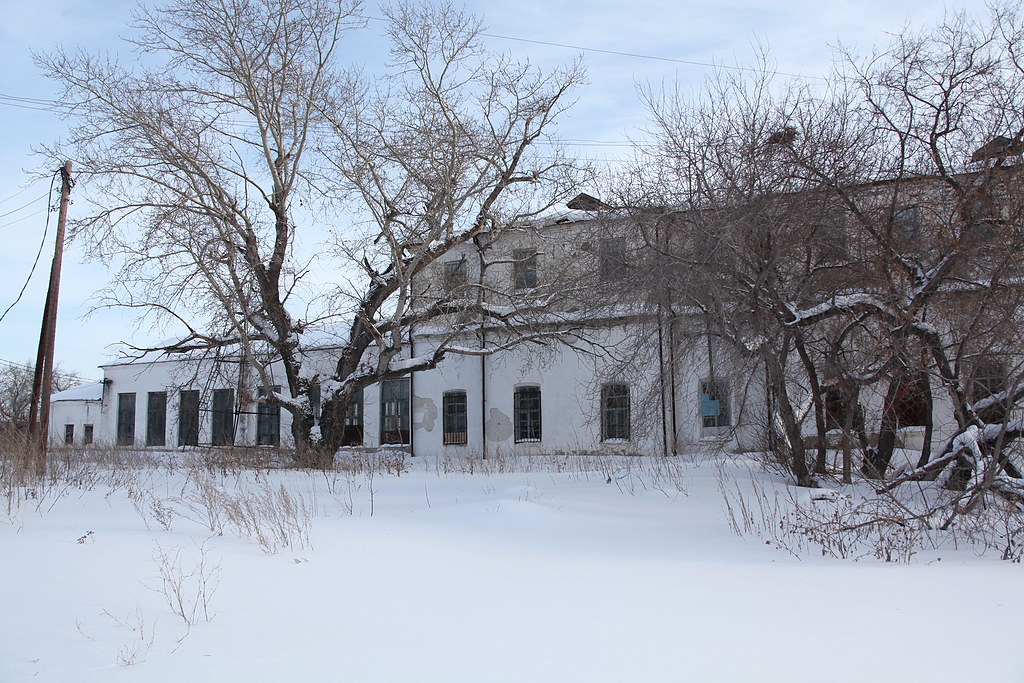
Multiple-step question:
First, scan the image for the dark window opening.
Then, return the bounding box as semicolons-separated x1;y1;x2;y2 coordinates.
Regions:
257;386;281;446
968;361;1007;424
343;387;364;446
513;249;538;289
147;391;167;447
599;238;628;282
443;259;468;294
893;205;922;241
116;393;136;446
64;424;74;445
885;373;930;428
380;379;411;445
83;424;94;446
178;390;200;446
601;384;630;441
212;389;235;446
514;386;542;443
443;390;468;445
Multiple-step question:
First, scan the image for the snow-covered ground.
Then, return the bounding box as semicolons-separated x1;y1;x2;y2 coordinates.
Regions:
1;450;1021;682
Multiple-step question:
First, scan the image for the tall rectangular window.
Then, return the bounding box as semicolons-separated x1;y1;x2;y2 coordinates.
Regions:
380;379;411;445
146;391;167;447
514;386;542;443
64;424;74;445
599;238;628;281
83;424;94;446
601;384;630;441
212;389;235;446
257;386;281;446
343;387;364;446
443;390;468;445
116;393;136;446
700;379;731;430
512;249;538;289
178;390;200;446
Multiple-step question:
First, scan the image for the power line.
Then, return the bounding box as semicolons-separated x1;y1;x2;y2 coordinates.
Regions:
0;170;59;325
0;177;46;206
0;193;48;220
357;14;828;82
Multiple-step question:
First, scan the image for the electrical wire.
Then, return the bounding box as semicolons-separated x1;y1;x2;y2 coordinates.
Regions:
0;169;59;325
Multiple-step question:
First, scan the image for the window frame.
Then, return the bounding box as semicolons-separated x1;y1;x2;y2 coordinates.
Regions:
342;387;364;446
699;379;732;432
442;259;468;294
380;379;411;445
178;389;201;446
512;248;538;289
514;385;542;443
83;424;94;446
64;424;74;445
599;238;628;282
601;383;631;442
146;391;167;447
443;390;469;446
212;388;235;446
256;386;281;446
116;392;136;447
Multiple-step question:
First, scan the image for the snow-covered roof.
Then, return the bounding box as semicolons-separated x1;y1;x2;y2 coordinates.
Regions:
51;381;104;402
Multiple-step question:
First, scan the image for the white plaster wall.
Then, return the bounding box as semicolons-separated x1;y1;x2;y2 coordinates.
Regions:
48;399;104;446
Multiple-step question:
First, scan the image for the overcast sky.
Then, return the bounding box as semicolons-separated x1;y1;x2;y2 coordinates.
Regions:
0;0;978;379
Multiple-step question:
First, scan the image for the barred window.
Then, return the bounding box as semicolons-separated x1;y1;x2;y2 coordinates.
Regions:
514;386;542;443
601;384;630;441
443;390;468;445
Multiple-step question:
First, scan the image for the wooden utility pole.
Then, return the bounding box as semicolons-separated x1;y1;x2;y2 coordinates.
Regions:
28;161;73;476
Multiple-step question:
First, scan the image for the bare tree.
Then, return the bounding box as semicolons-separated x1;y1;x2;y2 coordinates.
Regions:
0;361;80;437
40;0;587;459
625;3;1024;502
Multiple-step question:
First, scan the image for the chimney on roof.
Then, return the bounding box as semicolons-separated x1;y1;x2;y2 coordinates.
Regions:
566;192;613;211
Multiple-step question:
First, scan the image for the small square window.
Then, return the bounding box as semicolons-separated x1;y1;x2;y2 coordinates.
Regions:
512;249;538;289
